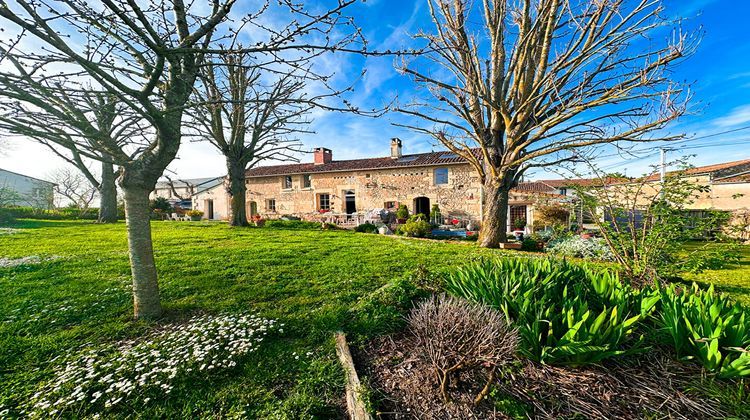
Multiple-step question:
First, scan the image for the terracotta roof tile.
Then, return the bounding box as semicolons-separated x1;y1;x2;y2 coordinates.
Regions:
643;158;750;181
514;181;557;193
245;149;477;177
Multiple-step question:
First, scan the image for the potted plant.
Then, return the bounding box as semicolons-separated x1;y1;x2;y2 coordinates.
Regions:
513;218;526;241
186;209;203;221
252;214;264;227
396;204;409;223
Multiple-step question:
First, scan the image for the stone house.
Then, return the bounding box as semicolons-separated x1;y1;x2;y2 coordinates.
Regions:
226;139;562;231
0;168;55;209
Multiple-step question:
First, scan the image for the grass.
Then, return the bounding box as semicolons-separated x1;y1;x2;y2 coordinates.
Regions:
681;242;750;306
0;219;511;418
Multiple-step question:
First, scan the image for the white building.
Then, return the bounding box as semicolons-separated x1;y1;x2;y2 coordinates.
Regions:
150;176;223;209
0;168;55;208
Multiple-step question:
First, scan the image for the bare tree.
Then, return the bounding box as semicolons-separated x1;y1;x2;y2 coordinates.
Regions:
0;86;127;223
397;0;697;247
48;167;98;217
0;0;378;318
194;52;317;226
0;0;236;319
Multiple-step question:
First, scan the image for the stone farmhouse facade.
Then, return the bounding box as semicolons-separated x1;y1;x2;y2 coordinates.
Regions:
194;139;561;231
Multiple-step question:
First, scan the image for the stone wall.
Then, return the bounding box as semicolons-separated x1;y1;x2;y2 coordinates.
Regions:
244;163;484;222
192;184;230;220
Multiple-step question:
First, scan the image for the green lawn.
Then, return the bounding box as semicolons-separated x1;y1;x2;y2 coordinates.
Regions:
0;220;509;418
682;243;750;306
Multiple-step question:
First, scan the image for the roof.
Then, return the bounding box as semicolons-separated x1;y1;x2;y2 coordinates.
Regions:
193;177;224;194
245;149;475;177
537;177;628;187
0;168;56;186
155;176;222;189
713;172;750;184
643;158;750;181
514;181;557;193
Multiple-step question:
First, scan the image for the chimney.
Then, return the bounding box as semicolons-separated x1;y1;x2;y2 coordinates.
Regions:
313;147;332;165
390;138;402;159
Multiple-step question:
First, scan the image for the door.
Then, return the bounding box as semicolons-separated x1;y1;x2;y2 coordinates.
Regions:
207;199;214;220
344;190;356;214
249;201;258;217
413;196;430;218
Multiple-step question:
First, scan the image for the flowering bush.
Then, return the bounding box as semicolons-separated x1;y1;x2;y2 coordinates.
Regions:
26;313;279;417
546;236;614;261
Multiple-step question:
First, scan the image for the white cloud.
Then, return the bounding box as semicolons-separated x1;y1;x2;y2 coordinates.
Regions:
711;105;750;128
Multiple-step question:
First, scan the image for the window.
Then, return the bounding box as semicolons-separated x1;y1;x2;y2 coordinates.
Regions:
302;174;312;189
559;187;568;196
282;175;293;189
266;199;276;212
384;201;397;210
434;167;449;185
318;193;331;211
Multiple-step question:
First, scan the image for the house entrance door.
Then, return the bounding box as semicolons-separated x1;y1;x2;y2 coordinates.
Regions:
344;190;356;214
207;199;214;220
413;196;430;218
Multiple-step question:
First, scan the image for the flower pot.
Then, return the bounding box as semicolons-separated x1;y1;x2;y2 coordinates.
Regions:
190;215;201;221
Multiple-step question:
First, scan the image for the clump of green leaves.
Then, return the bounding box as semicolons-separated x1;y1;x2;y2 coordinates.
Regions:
354;222;378;234
575;168;732;282
657;283;750;378
398;214;432;238
445;258;656;365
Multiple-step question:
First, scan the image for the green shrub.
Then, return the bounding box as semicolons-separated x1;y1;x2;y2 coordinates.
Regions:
0;208;15;224
398;215;432;238
395;204;409;220
657;283;750;378
264;220;322;229
354;222;378;234
445;258;655;365
520;238;540;251
0;206;100;220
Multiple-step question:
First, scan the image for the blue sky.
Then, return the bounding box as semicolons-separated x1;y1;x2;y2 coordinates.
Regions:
3;0;750;182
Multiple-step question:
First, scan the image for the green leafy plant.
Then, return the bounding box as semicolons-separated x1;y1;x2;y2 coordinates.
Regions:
354;222;379;234
186;210;203;220
398;214;432;238
430;204;442;224
395;204;409;220
657;283;750;378
445;258;655;365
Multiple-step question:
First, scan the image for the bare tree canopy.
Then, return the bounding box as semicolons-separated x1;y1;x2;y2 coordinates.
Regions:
48;167;98;217
397;0;698;247
0;0;380;319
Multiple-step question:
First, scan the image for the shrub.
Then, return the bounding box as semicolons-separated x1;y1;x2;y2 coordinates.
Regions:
354;222;378;234
186;210;203;218
430;204;442;224
395;204;409;220
657;283;750;378
0;206;100;220
398;215;432;238
520;238;540;251
546;236;615;261
407;295;519;403
445;258;655;365
264;219;322;229
534;204;570;228
150;197;173;213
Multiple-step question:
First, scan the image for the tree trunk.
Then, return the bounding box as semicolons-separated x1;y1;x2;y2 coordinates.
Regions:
227;158;249;227
479;178;511;248
98;161;118;223
122;187;162;319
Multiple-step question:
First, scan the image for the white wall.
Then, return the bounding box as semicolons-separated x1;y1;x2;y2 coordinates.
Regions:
0;169;54;208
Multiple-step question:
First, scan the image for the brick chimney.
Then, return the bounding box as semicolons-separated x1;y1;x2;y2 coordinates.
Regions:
313;147;332;165
390;138;402;159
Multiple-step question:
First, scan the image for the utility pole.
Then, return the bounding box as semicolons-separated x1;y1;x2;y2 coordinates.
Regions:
660;147;667;198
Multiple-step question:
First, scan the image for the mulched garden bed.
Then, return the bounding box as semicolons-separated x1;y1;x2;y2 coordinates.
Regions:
356;334;728;419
